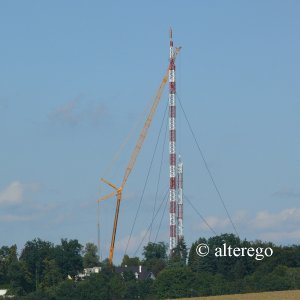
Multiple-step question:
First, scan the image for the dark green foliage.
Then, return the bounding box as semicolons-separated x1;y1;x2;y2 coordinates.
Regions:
143;242;167;261
193;271;214;296
82;243;99;268
109;273;126;299
13;238;83;293
41;259;62;288
14;272;154;300
242;264;300;293
169;237;188;266
55;239;83;279
77;274;111;299
142;242;167;275
8;260;32;295
188;237;208;271
50;280;78;300
14;289;53;300
100;257;110;268
188;234;266;279
1;235;300;299
137;278;155;299
121;254;140;267
20;239;55;291
155;267;198;298
0;245;18;285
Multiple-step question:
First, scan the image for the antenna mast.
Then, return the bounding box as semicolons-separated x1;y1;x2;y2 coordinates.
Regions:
177;155;183;241
169;28;177;252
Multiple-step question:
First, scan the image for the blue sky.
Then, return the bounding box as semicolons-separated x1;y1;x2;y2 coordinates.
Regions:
1;1;299;263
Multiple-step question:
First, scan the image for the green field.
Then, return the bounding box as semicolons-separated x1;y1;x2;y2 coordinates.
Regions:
178;290;300;300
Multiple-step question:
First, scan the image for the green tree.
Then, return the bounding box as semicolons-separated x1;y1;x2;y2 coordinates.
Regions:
242;265;293;293
208;233;241;277
143;242;167;261
170;238;187;266
77;273;110;300
0;245;18;285
189;234;249;278
287;267;300;289
51;280;78;300
19;239;54;291
188;237;213;273
210;274;228;295
100;258;110;268
82;243;99;268
55;239;83;278
8;260;32;295
16;289;52;300
142;242;167;275
109;273;126;299
121;255;140;267
120;270;142;300
194;271;214;296
41;258;62;288
137;278;155;300
188;238;207;272
155;267;198;298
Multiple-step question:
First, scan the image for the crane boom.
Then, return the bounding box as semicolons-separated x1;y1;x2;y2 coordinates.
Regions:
122;74;166;188
99;47;181;266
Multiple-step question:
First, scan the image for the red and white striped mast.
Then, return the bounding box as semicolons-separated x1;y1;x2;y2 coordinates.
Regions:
169;28;177;252
177;155;184;241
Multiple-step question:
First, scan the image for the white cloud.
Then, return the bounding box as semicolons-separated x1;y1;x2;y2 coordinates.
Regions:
0;181;25;205
192;210;248;232
0;181;40;206
115;229;149;254
0;214;35;222
252;208;300;229
0;181;54;223
259;229;300;242
193;215;228;231
192;208;300;244
49;97;107;126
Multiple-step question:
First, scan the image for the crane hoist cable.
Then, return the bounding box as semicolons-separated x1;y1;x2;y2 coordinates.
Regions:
149;114;168;242
97;47;181;266
154;189;169;243
134;188;169;256
124;102;168;256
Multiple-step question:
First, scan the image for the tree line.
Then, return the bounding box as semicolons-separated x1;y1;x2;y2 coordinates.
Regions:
0;234;299;299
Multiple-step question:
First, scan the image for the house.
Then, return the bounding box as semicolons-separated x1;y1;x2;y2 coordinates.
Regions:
76;266;102;280
0;289;13;299
114;265;155;280
76;265;155;281
84;266;101;275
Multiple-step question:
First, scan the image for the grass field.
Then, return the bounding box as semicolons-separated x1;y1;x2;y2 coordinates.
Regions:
178;290;300;299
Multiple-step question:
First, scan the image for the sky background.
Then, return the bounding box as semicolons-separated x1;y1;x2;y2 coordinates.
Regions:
1;1;299;263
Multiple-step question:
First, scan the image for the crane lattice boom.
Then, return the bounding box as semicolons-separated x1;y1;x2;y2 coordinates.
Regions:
98;47;181;266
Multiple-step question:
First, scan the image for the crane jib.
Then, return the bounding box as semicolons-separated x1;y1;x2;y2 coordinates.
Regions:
99;47;181;266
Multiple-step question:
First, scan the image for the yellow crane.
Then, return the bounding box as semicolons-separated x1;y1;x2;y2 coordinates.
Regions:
98;47;181;266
